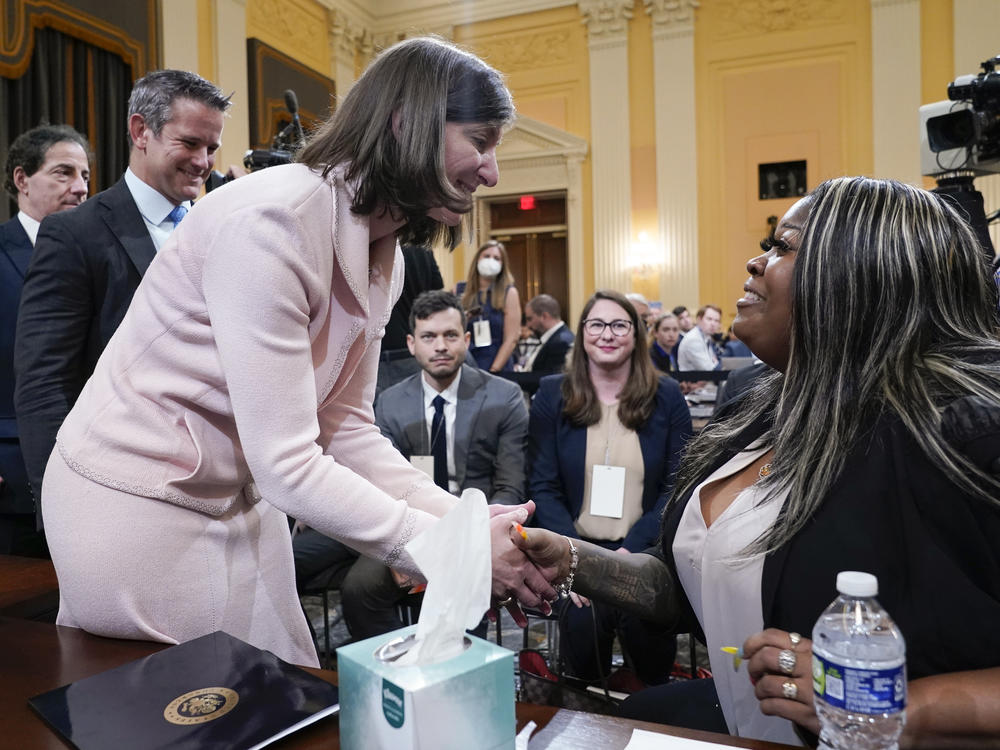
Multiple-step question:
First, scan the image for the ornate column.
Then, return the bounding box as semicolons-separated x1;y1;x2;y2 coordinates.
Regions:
871;0;921;185
579;0;634;293
328;10;364;95
645;0;698;309
213;0;249;176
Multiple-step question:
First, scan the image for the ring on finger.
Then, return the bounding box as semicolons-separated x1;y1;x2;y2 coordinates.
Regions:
789;631;802;648
782;680;798;700
778;648;797;675
496;596;514;607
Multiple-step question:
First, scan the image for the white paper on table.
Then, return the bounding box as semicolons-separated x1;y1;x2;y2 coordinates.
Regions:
624;728;736;749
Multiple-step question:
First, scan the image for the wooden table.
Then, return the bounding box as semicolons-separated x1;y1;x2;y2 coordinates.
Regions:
0;617;798;749
0;554;58;619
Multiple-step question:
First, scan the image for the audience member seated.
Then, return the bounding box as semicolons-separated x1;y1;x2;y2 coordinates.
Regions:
521;293;574;374
677;304;722;371
376;243;443;394
649;313;680;373
339;290;529;640
1;124;90;557
456;240;521;372
722;325;753;358
528;290;693;689
512;177;1000;746
626;292;655;331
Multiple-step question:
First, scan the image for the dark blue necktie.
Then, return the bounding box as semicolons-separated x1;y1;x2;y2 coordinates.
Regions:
167;204;188;226
431;395;448;490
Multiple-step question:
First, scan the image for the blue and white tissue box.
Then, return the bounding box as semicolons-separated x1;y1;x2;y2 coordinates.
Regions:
337;625;515;750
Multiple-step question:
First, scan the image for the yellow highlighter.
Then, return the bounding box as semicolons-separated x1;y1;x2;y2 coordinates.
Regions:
721;646;744;671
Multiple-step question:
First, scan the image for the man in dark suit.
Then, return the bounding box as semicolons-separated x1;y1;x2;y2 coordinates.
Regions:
523;293;574;375
336;290;529;638
14;70;231;521
1;124;91;555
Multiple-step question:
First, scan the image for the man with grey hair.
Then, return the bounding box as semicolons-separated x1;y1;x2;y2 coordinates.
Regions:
2;124;91;555
523;293;574;374
14;70;231;516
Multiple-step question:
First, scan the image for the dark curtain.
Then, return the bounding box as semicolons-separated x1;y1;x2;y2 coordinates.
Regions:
2;27;131;221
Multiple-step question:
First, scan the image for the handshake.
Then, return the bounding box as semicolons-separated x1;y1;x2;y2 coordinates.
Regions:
484;501;575;627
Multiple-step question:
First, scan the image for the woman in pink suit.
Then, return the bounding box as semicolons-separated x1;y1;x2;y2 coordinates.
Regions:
41;37;555;666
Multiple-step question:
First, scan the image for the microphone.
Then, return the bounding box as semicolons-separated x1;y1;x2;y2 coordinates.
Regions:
272;89;305;150
284;89;306;148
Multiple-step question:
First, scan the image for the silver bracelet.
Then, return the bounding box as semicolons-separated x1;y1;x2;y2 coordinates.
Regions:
556;536;578;599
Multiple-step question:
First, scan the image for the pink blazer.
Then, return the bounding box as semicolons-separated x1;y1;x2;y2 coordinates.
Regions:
56;164;455;572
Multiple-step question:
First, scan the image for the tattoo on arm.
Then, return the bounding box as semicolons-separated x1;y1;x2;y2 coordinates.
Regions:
573;545;679;626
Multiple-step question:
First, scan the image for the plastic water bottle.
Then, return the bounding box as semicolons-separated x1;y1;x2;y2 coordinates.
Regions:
812;571;906;750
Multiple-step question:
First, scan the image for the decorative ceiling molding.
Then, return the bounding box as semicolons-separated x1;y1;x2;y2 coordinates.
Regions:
711;0;844;36
317;0;577;37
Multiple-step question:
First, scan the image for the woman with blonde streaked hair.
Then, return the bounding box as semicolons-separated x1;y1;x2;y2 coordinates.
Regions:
513;177;1000;746
457;239;521;372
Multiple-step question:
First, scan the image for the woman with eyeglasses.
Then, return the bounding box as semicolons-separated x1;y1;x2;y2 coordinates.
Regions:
527;289;693;689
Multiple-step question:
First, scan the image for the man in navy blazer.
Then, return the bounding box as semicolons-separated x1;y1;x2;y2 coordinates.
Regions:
14;70;230;522
1;124;91;555
335;290;529;638
523;294;574;375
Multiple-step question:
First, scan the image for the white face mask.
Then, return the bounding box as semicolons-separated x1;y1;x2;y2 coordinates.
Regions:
477;257;502;278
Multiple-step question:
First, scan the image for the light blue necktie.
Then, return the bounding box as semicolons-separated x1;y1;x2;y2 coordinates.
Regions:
167;204;188;227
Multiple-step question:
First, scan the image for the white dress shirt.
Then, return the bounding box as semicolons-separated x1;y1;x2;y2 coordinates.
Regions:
524;320;566;372
124;167;191;251
672;440;801;745
17;211;41;245
677;325;720;371
420;369;462;495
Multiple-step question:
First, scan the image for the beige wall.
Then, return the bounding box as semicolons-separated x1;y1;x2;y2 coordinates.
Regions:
160;0;998;316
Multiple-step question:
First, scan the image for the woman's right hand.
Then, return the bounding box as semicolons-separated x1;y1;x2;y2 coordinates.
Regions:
508;524;573;583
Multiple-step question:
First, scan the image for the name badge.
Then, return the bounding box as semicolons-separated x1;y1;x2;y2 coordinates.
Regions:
473;319;492;348
590;464;626;518
410;455;434;479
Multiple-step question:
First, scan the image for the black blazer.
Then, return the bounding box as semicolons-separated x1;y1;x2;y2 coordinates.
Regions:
0;218;34;513
659;395;1000;680
530;324;574;375
14;177;156;506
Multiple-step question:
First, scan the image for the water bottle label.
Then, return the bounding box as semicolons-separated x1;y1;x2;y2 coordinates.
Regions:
812;653;906;714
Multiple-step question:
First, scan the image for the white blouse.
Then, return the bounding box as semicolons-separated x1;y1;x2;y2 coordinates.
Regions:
672;441;803;746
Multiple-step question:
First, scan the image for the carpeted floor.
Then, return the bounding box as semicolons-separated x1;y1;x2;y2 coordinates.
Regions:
300;590;709;684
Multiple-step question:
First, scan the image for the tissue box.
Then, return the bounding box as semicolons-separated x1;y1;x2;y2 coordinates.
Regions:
337;625;515;750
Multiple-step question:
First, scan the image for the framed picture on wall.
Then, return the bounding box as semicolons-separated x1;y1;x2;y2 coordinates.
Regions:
246;38;336;150
758;160;807;200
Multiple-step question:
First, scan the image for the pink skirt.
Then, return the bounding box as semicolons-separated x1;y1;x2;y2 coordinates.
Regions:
43;448;319;667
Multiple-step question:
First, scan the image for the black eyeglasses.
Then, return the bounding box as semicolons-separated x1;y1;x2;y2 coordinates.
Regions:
583;318;633;337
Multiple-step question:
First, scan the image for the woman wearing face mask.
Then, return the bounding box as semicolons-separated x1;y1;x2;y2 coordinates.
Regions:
39;37;556;668
457;239;520;372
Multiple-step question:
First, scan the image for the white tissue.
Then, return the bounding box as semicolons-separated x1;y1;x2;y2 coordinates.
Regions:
394;488;492;666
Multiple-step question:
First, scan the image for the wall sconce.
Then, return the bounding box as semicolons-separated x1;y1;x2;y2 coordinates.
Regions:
628;231;661;274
